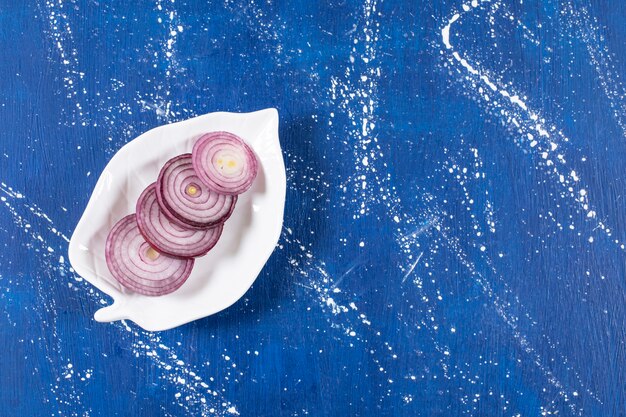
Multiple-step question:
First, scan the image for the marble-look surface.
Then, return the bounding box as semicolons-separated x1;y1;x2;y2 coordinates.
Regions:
0;0;624;415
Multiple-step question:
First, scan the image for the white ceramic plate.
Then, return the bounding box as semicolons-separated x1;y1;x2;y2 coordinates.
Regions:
68;108;285;331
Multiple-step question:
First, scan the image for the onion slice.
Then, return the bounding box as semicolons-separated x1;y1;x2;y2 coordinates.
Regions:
156;154;237;229
105;214;194;296
137;183;223;258
192;131;258;195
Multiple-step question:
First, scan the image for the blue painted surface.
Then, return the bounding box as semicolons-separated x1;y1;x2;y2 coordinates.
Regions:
0;0;625;415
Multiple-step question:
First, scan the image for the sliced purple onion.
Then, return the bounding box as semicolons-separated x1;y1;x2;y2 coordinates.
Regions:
137;183;223;258
105;214;194;296
156;154;237;229
192;131;258;195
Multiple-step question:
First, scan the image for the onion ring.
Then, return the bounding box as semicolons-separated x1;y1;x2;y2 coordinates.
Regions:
105;214;194;296
137;183;223;258
192;131;258;195
156;153;237;229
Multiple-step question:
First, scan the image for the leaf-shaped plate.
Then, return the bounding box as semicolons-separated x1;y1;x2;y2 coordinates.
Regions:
68;108;285;331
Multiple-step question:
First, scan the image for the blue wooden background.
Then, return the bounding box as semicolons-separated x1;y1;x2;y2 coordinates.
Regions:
0;0;624;415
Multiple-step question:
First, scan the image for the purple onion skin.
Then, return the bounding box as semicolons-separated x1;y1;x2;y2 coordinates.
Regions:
105;214;194;296
137;183;223;258
192;131;258;195
156;154;237;229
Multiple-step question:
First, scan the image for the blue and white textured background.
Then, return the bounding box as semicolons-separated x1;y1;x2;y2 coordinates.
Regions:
0;0;624;415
